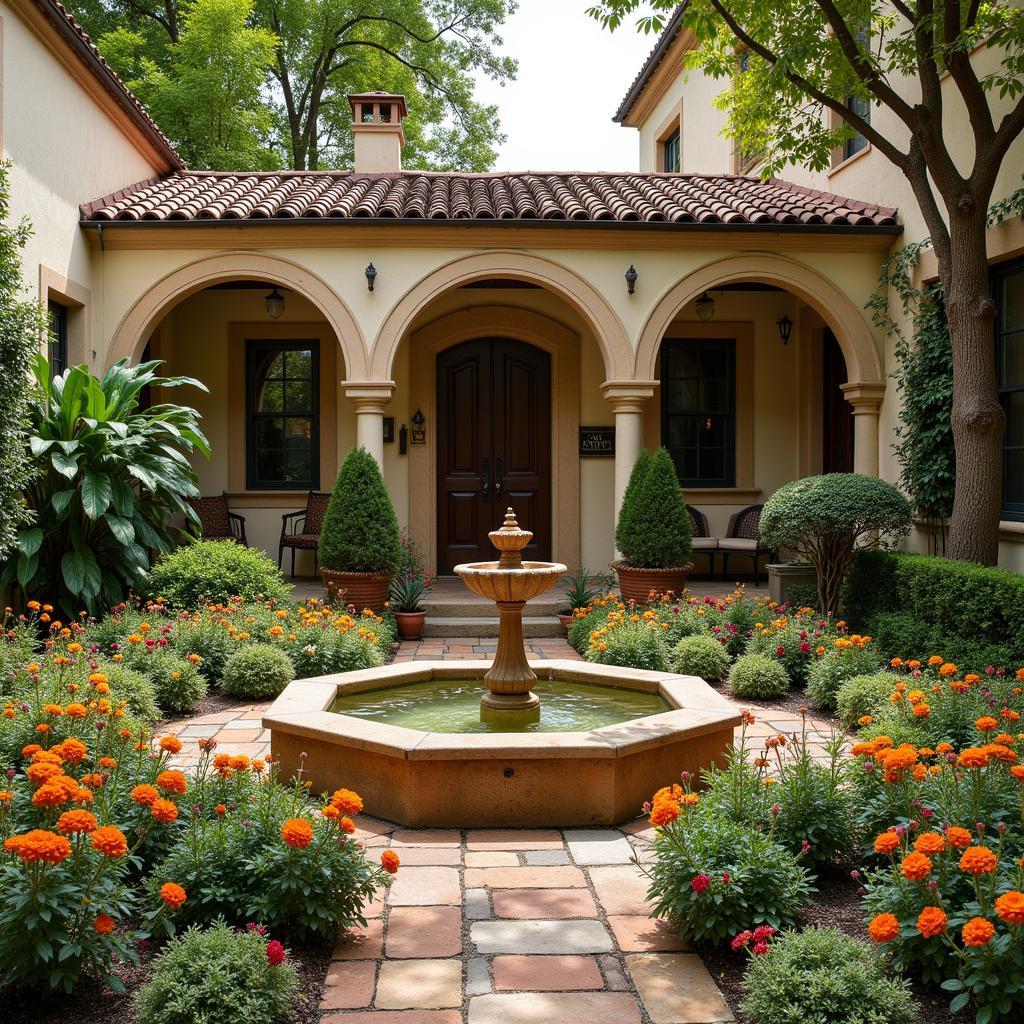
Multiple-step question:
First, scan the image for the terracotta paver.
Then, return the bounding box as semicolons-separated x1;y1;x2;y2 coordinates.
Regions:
385;906;462;958
626;954;734;1023
332;919;384;960
608;916;689;952
466;829;564;851
465;866;586;889
468;992;642;1024
391;829;462;848
491;888;598;919
323;1014;461;1024
387;866;462;906
465;851;519;867
588;866;654;916
386;846;462;866
375;959;463;1010
320;962;377;1010
493;955;604;991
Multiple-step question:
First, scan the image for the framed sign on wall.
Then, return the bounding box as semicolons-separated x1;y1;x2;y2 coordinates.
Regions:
579;427;615;457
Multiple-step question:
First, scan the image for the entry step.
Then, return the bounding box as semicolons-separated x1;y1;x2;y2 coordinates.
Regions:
421;616;565;639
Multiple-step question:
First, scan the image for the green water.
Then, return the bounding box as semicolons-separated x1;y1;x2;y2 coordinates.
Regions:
329;678;668;734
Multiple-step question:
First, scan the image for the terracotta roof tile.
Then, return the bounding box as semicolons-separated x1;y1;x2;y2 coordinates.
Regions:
80;170;900;230
613;4;689;123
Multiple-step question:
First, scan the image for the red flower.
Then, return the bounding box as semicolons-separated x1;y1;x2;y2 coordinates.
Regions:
690;873;710;894
731;930;753;951
266;939;286;967
752;941;769;955
752;925;776;943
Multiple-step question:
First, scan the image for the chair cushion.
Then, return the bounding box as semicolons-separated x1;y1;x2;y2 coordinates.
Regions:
691;537;719;550
282;533;319;549
719;537;758;552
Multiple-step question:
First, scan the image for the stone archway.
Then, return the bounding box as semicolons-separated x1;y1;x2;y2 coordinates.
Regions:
106;251;368;379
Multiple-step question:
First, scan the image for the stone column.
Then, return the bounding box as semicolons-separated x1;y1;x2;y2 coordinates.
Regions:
601;380;659;514
344;381;396;468
841;382;886;477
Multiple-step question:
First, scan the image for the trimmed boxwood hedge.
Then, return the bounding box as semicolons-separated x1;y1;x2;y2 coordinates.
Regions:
843;550;1024;669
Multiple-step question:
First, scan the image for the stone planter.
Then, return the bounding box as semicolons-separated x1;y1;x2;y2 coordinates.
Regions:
394;610;426;640
320;568;392;611
767;562;818;604
610;561;694;604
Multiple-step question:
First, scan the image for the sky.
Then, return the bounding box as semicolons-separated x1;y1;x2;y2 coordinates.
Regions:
470;3;660;172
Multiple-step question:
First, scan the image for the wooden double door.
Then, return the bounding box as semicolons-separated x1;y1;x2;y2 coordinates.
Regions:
437;338;551;573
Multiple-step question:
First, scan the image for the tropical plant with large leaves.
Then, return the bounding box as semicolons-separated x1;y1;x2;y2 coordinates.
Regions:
0;357;210;614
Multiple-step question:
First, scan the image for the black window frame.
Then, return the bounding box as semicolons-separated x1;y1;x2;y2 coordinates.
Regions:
48;299;69;379
662;128;681;173
843;92;871;161
994;255;1024;522
245;339;320;491
660;338;737;489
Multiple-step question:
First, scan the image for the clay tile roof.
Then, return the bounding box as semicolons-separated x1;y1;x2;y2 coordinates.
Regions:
33;0;183;169
80;170;900;231
613;4;689;123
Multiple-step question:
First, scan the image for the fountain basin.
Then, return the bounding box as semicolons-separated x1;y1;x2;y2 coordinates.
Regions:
455;561;567;603
264;660;741;827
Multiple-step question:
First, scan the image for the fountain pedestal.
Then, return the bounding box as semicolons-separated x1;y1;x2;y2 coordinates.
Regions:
454;509;566;722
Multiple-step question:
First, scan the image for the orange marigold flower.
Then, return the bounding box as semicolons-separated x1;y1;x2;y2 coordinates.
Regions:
32;776;78;808
56;809;98;834
983;743;1018;764
160;882;187;910
916;906;948;938
380;850;400;874
901;852;933;881
229;756;250;771
962;917;996;947
214;804;226;816
868;913;900;943
928;656;943;667
159;736;182;754
939;663;957;677
3;829;73;864
914;832;946;856
976;716;999;733
26;761;62;786
995;891;1024;926
131;784;159;807
90;825;128;857
151;799;179;824
331;789;364;815
873;832;901;855
913;704;931;719
1011;765;1024;782
340;817;356;835
155;770;187;795
649;800;680;827
321;805;340;820
281;818;314;849
94;913;115;935
858;715;873;726
960;846;998;875
99;757;118;769
957;748;990;769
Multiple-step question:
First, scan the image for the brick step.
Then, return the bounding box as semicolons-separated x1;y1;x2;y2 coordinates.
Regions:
421;616;566;639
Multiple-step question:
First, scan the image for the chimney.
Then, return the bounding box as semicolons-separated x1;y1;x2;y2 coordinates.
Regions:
348;92;407;173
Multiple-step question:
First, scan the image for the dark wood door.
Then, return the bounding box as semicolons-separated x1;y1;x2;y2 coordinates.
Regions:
822;327;855;473
437;338;551;573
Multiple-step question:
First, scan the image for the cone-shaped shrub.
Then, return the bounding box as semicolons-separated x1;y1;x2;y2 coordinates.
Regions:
615;447;692;567
319;448;401;573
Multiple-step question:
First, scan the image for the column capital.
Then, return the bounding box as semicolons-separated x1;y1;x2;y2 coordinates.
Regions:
840;381;886;410
601;379;659;408
345;380;396;410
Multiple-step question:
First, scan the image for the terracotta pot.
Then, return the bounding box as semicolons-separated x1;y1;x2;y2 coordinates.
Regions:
394;610;427;640
610;561;694;604
320;568;392;611
558;613;574;629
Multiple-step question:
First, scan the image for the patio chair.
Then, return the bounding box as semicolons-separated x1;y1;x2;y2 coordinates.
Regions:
719;504;774;585
185;494;247;545
279;490;331;576
686;505;718;575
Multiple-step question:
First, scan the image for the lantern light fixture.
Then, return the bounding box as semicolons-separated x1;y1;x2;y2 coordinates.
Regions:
625;264;638;295
695;291;716;322
264;287;286;320
776;313;794;345
365;263;378;292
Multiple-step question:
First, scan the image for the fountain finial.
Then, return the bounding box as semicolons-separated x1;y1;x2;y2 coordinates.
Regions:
489;507;533;569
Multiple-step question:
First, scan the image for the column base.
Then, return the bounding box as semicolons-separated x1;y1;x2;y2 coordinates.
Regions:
480;690;541;728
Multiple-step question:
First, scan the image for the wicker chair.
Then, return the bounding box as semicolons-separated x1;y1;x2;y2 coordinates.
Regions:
185;494;247;545
279;491;331;576
686;505;718;575
719;504;774;585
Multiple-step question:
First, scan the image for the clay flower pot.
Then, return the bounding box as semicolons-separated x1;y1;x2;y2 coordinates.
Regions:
394;610;426;640
321;568;392;611
610;561;694;605
558;613;574;629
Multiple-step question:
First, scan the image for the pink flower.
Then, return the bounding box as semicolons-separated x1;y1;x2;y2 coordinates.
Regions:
776;646;785;657
731;930;753;951
690;873;710;894
266;939;286;967
722;872;730;885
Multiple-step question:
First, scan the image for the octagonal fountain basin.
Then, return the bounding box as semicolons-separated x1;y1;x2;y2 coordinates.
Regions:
264;660;741;828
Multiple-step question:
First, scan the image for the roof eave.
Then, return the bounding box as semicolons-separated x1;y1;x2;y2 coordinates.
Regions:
613;4;689;124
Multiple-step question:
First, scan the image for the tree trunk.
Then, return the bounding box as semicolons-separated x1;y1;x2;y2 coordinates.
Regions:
943;211;1005;565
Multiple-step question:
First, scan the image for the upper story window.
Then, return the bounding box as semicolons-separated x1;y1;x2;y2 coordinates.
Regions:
661;339;736;488
246;340;320;490
662;128;681;173
843;93;871;161
733;50;761;174
994;257;1024;521
48;300;69;379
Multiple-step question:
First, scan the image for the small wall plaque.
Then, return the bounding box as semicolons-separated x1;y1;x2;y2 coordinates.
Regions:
383;417;394;443
579;427;615;456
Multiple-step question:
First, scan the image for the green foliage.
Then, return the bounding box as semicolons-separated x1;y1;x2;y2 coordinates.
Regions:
222;643;295;699
585;620;668;671
135;920;298;1024
147;651;208;713
0;163;43;562
147;540;291;608
760;474;912;615
836;672;896;730
743;616;835;685
669;633;731;681
319;448;401;574
389;572;431;613
806;643;882;713
0;358;209;615
615;447;692;568
645;802;813;946
560;567;599;612
99;661;161;722
740;927;918;1024
728;653;789;699
844;550;1024;670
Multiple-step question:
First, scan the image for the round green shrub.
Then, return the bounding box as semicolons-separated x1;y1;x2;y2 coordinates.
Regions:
222;644;295;699
728;653;789;699
670;634;731;681
99;662;160;722
286;628;385;678
614;446;692;568
172;615;235;681
585;621;668;671
319;447;401;573
740;927;917;1024
806;644;882;713
147;541;291;608
836;671;897;729
135;919;298;1024
146;651;207;714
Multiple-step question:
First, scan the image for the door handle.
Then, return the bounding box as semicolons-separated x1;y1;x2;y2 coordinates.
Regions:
495;455;504;498
481;457;489;500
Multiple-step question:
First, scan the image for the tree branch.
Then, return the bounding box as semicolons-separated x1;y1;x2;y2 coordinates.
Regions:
942;0;995;143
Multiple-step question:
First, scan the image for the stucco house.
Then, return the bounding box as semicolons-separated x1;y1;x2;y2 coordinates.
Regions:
5;0;1023;576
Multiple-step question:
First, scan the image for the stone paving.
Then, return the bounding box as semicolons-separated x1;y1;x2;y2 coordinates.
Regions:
319;818;735;1024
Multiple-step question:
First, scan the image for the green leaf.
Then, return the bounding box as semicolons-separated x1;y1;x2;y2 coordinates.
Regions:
16;551;38;589
105;513;135;545
61;547;102;600
16;528;43;557
81;470;113;520
110;477;135;517
51;489;74;518
50;449;80;479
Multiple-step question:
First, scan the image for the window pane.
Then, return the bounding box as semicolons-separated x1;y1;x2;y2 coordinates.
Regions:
255;449;284;482
699;348;728;379
285;379;313;413
680;448;699;480
257;380;284;412
700;379;728;412
284;417;313;448
1001;330;1024;388
699;448;725;481
286;452;313;483
284;348;313;378
255;417;284;449
667;378;699;411
1005;449;1024;506
1006;390;1024;447
701;415;726;446
1001;269;1024;332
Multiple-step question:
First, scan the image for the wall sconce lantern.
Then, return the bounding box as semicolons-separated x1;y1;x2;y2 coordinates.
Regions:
365;263;378;292
264;287;286;320
695;291;716;322
776;313;794;345
625;264;638;295
411;408;426;445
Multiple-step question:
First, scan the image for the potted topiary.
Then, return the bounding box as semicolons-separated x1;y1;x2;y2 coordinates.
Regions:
611;447;693;603
319;447;402;610
389;572;431;639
